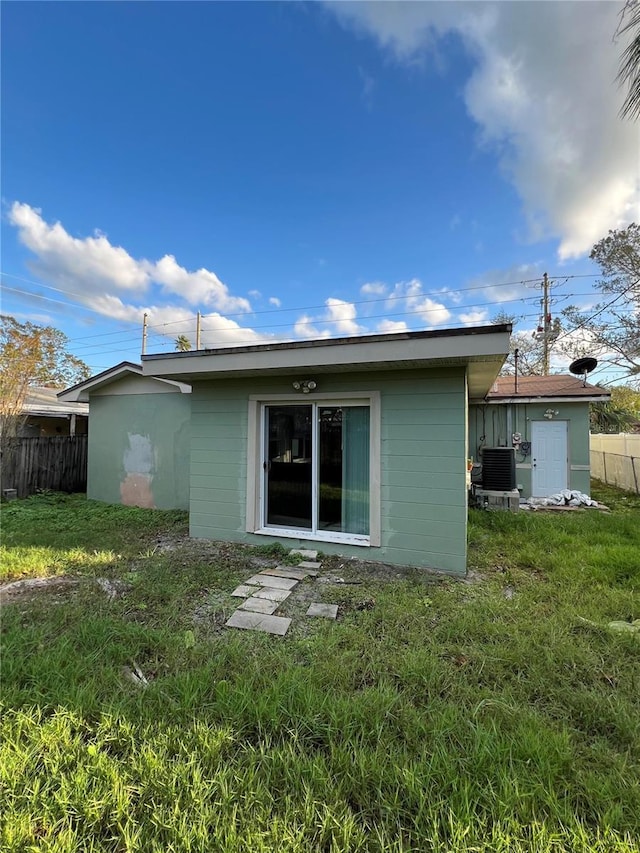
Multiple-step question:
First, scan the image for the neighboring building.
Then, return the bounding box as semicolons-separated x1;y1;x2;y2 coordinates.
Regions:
469;374;611;499
58;362;191;510
19;387;89;436
138;325;511;574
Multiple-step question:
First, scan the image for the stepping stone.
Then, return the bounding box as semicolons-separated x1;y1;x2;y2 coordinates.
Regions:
306;602;338;619
246;574;298;591
297;561;321;573
239;598;279;615
251;587;291;602
226;610;291;636
231;584;257;598
259;567;310;581
290;548;318;560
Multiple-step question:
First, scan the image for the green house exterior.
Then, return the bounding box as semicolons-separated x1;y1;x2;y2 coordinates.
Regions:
143;326;510;574
58;363;191;510
469;375;610;499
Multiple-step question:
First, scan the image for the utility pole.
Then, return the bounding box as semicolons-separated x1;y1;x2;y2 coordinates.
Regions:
533;273;557;375
542;272;550;375
142;312;148;355
196;312;202;350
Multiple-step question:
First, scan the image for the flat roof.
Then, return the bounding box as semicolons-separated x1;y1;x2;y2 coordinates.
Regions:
142;324;512;399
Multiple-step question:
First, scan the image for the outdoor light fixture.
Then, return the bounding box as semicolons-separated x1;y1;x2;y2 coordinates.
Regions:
292;379;317;394
543;409;559;419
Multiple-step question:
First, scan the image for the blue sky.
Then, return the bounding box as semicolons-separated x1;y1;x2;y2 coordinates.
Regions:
1;1;638;383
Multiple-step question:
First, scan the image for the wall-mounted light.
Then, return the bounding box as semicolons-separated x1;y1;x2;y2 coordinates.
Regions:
543;408;559;419
292;379;317;394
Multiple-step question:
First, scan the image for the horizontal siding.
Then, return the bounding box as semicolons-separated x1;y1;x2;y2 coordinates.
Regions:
382;439;461;458
188;367;468;573
191;436;246;453
383;407;465;426
384;470;464;490
382;499;466;523
191;448;247;465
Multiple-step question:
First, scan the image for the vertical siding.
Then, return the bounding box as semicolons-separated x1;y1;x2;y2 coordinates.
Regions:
190;368;468;574
469;400;592;498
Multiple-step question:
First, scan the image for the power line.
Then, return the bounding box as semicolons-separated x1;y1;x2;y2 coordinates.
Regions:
1;268;601;333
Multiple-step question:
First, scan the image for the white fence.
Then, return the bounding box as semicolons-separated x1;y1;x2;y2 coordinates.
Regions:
590;433;640;494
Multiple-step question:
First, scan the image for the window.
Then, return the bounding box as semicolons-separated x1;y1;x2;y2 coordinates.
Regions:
247;394;380;546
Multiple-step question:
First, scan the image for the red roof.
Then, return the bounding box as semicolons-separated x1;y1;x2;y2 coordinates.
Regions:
486;374;610;399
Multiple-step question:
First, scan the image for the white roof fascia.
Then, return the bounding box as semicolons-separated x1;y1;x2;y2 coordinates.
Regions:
141;328;511;398
58;364;191;402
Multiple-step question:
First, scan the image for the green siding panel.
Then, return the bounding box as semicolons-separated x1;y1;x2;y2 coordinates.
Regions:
469;400;592;499
189;369;468;574
88;392;191;510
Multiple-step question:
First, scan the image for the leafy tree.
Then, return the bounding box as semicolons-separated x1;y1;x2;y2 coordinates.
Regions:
590;384;640;433
617;0;640;120
562;224;640;382
175;335;192;352
0;315;91;436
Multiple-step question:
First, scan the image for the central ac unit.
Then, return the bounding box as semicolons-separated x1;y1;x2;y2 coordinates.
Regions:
482;447;516;491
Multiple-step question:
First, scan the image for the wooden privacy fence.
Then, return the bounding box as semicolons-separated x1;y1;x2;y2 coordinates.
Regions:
590;433;640;494
1;435;88;498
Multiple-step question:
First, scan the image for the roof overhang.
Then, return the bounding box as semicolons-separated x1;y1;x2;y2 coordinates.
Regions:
141;325;511;399
473;394;611;405
58;361;191;402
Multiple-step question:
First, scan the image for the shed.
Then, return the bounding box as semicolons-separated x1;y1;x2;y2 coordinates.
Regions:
469;374;611;499
141;324;511;574
58;362;191;509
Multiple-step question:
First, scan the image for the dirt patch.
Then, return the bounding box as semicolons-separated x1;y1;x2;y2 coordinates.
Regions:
0;575;81;606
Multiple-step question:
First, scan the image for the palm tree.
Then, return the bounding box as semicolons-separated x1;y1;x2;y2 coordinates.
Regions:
618;0;640;119
175;335;192;352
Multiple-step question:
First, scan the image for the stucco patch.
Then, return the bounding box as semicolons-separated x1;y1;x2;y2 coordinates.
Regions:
120;473;156;508
120;433;156;508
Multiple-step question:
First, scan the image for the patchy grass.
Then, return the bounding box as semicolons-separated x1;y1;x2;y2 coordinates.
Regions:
1;489;639;852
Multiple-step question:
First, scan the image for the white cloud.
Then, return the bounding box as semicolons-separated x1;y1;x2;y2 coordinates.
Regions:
248;289;261;299
387;278;451;327
269;296;281;307
294;297;365;339
360;281;387;296
325;297;364;335
7;202;267;350
8;202;251;313
325;2;640;259
10;202;148;293
147;254;250;312
294;314;331;340
458;309;488;326
377;319;408;333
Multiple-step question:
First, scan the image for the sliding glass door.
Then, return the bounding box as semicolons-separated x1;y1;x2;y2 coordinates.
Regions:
263;403;370;539
265;405;313;529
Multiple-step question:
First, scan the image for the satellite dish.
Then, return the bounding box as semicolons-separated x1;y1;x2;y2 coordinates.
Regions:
569;356;598;386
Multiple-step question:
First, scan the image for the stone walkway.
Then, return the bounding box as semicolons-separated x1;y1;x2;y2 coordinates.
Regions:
225;550;337;636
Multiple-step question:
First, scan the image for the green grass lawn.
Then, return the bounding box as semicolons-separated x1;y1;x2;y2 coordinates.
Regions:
1;484;639;852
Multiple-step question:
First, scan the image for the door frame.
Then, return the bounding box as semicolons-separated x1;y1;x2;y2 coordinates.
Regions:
531;419;569;497
246;391;381;546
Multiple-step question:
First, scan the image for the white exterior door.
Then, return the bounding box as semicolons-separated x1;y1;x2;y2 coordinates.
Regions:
531;420;568;496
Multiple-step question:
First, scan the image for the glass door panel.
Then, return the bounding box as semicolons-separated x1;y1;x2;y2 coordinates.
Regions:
265;405;312;529
318;406;370;535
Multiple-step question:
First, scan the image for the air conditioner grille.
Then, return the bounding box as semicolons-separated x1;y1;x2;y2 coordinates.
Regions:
482;447;516;491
